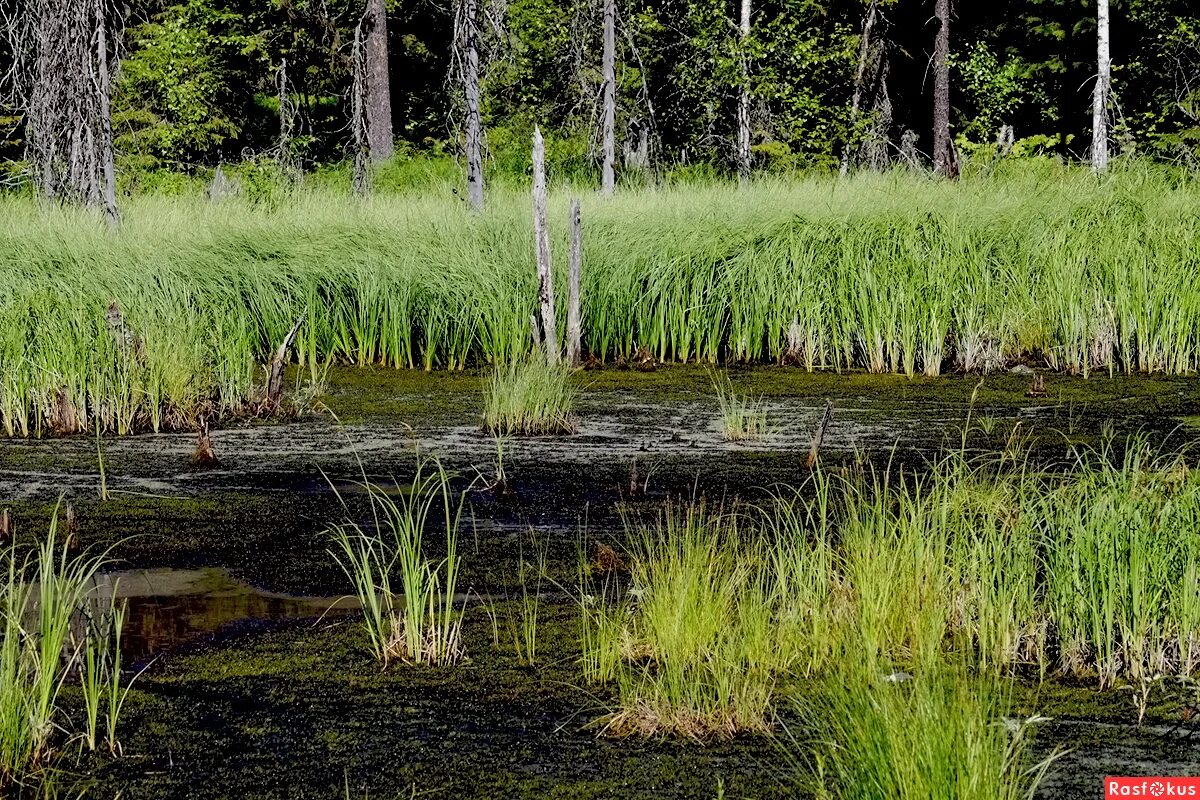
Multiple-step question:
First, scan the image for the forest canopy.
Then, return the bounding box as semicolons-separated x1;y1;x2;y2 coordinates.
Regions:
3;0;1199;181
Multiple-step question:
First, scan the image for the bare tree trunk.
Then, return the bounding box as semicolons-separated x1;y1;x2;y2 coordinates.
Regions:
736;0;752;181
3;0;121;218
532;127;559;363
364;0;393;162
94;0;118;228
351;21;370;195
601;0;616;196
463;0;485;212
1092;0;1110;173
841;0;879;178
566;198;583;367
931;0;957;178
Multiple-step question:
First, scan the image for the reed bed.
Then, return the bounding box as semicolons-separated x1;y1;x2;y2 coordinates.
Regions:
581;439;1200;739
3;165;1200;435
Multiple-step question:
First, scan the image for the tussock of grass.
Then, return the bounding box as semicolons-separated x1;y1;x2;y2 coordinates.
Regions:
325;457;466;667
482;360;576;436
712;373;769;441
797;660;1054;800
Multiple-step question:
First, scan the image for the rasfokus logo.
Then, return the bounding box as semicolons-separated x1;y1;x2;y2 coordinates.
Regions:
1107;777;1200;797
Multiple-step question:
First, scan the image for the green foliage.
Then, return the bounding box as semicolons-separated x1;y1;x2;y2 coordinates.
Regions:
116;0;267;165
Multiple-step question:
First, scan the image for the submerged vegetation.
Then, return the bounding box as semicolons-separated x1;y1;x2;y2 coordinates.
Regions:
325;458;467;667
3;166;1200;435
0;512;131;790
482;360;577;436
581;438;1200;745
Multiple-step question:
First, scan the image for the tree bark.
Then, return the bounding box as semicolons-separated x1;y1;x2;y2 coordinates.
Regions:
931;0;957;178
1092;0;1110;173
601;0;616;196
95;0;118;227
351;20;370;195
736;0;752;180
364;0;393;162
532;127;559;363
463;0;485;212
841;0;879;178
566;198;583;367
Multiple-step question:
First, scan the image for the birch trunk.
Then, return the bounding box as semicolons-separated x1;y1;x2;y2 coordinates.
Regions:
566;199;583;367
532;127;559;363
601;0;616;196
841;0;879;178
1092;0;1110;173
931;0;956;178
364;0;393;162
736;0;752;180
464;0;485;211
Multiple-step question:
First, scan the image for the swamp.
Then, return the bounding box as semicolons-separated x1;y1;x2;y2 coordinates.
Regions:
5;0;1200;797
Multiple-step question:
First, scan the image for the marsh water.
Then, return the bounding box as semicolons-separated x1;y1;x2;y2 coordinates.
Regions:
6;366;1200;798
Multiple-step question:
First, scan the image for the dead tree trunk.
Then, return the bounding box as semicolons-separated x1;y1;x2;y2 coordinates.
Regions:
351;20;370;195
931;0;957;178
266;315;306;411
364;0;394;162
1092;0;1110;173
3;0;121;221
461;0;485;212
532;127;559;363
841;0;879;178
601;0;617;196
566;198;583;367
736;0;752;180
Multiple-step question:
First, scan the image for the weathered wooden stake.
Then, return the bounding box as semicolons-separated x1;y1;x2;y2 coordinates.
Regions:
532;127;559;363
566;198;583;367
0;508;12;543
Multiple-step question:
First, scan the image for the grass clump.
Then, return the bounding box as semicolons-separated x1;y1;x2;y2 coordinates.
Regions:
1;511;132;790
581;506;790;738
325;457;467;667
482;360;577;436
712;373;769;441
798;660;1053;800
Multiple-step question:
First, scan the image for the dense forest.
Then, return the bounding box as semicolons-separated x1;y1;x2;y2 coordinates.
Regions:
2;0;1199;185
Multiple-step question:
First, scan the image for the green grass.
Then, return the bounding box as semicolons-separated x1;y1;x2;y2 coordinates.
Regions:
580;438;1200;741
712;372;770;441
325;457;467;667
1;510;130;789
797;659;1054;800
4;163;1200;435
482;360;577;436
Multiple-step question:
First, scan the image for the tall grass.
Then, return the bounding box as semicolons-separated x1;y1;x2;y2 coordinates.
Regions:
325;458;468;666
580;438;1200;739
711;372;769;441
1;512;129;789
3;167;1200;434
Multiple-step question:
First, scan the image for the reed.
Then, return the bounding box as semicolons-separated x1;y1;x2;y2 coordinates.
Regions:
4;165;1200;436
711;372;769;441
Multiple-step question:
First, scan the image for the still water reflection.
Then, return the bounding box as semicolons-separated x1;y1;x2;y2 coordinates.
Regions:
91;568;358;662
